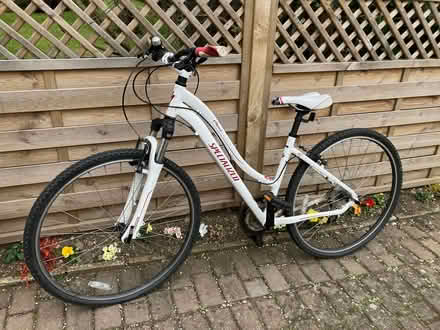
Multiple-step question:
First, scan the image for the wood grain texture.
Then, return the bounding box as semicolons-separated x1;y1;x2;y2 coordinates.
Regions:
0;81;240;114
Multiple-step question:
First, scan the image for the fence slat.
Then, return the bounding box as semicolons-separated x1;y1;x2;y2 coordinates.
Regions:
395;0;428;59
0;43;16;59
279;0;326;62
197;1;241;53
4;0;78;58
36;0;106;58
243;0;279;195
320;1;362;62
0;81;240;113
119;0;175;52
90;0;143;53
1;0;440;62
63;0;130;57
0;114;238;152
415;1;440;58
266;107;440;138
0;18;49;59
358;1;395;60
300;0;344;62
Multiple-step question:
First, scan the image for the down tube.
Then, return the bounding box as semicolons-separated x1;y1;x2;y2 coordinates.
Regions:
177;109;266;225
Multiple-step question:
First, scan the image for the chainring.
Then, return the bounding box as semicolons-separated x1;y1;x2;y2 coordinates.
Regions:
239;200;266;235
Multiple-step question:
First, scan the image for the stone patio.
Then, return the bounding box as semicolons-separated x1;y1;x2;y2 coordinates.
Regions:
1;212;440;329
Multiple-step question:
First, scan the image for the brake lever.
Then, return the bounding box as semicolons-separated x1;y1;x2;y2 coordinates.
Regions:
196;57;208;65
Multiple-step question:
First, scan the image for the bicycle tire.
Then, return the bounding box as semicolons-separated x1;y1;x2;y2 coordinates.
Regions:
24;149;201;306
286;128;402;258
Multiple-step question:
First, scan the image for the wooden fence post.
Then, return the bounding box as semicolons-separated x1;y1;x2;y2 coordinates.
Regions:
239;0;279;197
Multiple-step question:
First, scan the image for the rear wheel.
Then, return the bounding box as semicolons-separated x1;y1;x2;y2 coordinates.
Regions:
286;129;402;258
24;149;200;306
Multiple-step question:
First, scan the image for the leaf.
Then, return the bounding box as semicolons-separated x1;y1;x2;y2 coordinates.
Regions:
17;252;24;261
4;253;15;264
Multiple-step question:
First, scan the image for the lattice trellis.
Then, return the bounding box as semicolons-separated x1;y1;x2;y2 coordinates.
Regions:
275;0;440;63
0;0;244;59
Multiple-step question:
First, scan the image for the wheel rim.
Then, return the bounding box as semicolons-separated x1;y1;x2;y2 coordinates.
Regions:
33;156;195;302
291;136;399;254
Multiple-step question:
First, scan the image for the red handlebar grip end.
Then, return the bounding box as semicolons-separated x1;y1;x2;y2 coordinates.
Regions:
195;45;228;57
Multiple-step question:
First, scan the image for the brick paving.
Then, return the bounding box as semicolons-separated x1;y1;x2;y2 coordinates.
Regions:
1;215;440;329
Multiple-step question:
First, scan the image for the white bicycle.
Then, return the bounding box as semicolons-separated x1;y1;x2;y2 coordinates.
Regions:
24;38;402;306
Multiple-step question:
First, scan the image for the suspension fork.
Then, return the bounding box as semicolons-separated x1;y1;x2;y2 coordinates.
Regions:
119;118;174;242
115;139;149;226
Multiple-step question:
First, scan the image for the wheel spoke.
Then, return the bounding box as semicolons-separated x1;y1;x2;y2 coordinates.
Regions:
290;131;401;257
26;152;199;304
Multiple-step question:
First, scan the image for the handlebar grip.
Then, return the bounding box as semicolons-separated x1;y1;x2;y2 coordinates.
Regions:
272;97;282;106
195;45;228;57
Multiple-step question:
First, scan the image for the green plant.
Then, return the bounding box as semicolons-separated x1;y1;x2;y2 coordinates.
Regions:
2;242;24;264
372;193;386;208
415;189;435;202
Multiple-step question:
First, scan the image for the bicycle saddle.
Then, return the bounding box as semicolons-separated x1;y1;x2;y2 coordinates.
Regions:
272;92;333;110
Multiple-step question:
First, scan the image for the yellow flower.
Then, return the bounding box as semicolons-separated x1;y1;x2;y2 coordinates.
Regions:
307;209;319;222
146;223;153;233
353;204;361;216
62;246;74;258
307;209;328;224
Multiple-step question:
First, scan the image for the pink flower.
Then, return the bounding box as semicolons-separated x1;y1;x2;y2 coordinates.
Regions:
164;226;183;239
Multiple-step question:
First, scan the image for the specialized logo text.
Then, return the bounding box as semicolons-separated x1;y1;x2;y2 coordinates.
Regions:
209;143;240;182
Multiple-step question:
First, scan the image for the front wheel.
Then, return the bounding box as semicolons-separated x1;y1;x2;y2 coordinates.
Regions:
286;128;402;258
24;149;201;306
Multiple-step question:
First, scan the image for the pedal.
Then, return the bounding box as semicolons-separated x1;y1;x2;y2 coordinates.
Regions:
252;232;264;247
263;192;291;212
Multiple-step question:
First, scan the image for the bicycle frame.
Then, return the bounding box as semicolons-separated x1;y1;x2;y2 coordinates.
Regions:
120;70;359;241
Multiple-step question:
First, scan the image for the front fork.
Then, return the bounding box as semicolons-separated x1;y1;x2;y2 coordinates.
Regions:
119;118;173;242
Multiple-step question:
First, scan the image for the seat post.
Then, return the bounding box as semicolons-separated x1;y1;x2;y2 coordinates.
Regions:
289;110;306;137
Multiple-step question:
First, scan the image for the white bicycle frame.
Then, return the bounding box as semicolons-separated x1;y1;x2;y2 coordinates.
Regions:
120;69;359;241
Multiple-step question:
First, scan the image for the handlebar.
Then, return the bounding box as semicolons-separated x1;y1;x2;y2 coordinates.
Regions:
143;37;227;70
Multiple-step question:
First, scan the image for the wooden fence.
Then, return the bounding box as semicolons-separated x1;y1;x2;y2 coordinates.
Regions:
0;0;440;244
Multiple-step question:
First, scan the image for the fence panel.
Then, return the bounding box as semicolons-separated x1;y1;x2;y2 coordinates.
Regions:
266;63;440;197
1;0;440;245
0;0;244;60
0;59;241;243
274;0;440;63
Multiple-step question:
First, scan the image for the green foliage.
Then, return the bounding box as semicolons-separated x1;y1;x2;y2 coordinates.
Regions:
415;189;435;202
414;184;440;202
0;11;107;57
2;242;24;264
372;193;386;208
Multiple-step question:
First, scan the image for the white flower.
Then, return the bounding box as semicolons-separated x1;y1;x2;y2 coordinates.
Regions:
164;226;183;239
199;223;208;237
